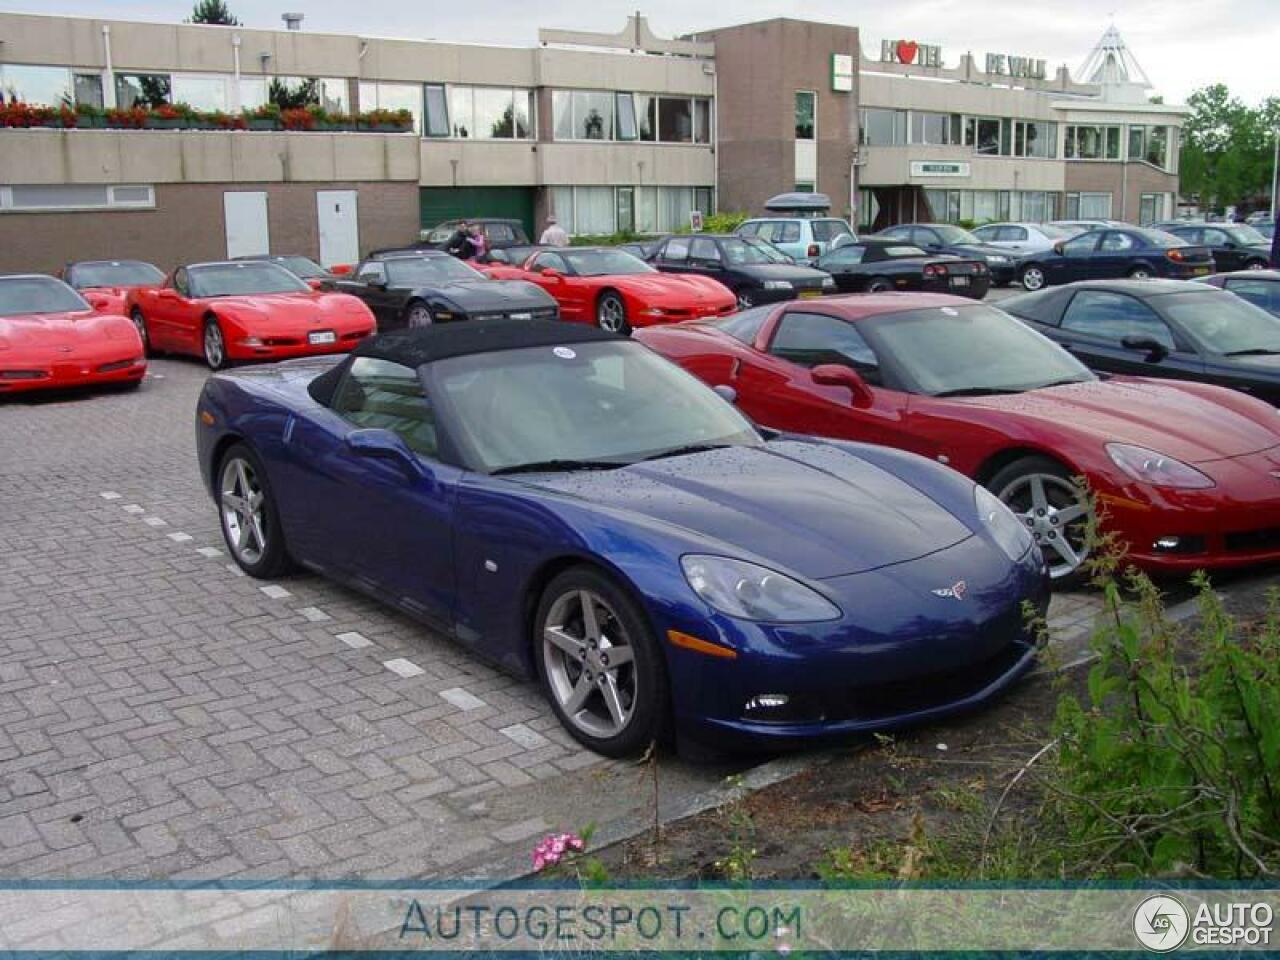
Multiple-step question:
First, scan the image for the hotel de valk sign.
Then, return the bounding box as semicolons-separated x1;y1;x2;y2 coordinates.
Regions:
880;39;942;68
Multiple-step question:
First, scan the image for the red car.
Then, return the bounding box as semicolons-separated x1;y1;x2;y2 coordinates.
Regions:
637;293;1280;583
481;246;735;333
0;275;146;393
62;260;166;316
127;260;376;369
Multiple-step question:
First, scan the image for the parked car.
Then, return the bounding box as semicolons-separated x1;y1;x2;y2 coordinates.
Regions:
815;240;989;299
195;320;1049;756
616;238;667;262
417;218;530;251
233;254;335;289
1255;221;1276;242
1161;223;1272;272
649;234;834;308
127;260;375;370
1050;219;1128;233
61;259;165;315
970;222;1083;253
325;251;557;331
637;294;1280;583
1198;270;1280;318
736;217;856;263
1011;227;1214;291
0;274;146;393
482;246;735;334
867;224;1019;285
476;244;553;267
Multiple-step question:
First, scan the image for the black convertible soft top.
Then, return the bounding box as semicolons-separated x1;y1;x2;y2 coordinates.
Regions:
308;320;624;407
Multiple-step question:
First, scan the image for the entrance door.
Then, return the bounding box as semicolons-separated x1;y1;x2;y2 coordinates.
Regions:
223;191;269;258
317;190;360;267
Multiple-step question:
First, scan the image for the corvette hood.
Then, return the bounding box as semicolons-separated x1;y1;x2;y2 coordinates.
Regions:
426;280;555;310
963;379;1280;463
516;441;972;578
610;274;728;299
202;292;367;325
0;309;129;350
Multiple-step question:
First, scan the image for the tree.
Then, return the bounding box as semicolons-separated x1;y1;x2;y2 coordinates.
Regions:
187;0;240;25
1180;84;1277;211
268;78;319;110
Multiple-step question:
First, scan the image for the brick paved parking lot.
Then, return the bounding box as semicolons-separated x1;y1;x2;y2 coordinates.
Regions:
0;354;1104;882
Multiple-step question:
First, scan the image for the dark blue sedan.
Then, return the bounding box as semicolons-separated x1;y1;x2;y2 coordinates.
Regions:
1014;226;1215;291
195;321;1048;756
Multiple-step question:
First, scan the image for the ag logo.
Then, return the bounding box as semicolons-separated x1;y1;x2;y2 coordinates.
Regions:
1133;895;1190;952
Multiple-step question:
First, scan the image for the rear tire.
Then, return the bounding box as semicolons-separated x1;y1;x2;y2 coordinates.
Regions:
217;442;292;579
1020;265;1047;292
1246;259;1267;271
1126;265;1153;280
987;455;1091;587
404;300;434;328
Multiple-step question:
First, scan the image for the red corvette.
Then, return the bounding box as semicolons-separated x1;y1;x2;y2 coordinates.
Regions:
638;293;1280;583
481;246;735;333
63;260;166;316
0;275;146;393
127;260;376;369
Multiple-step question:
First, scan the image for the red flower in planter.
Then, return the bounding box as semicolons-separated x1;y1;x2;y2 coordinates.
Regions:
281;108;316;131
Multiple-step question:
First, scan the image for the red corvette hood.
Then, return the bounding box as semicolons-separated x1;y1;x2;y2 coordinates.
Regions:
202;292;369;326
0;310;134;351
963;379;1280;464
611;275;729;301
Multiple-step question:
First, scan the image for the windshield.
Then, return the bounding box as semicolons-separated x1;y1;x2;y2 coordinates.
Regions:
1139;228;1186;246
433;340;760;472
862;304;1095;395
0;277;91;316
1221;224;1267;244
1161;292;1280;354
69;261;164;288
386;257;483;285
720;238;780;266
188;262;311;297
741;238;791;263
1041;224;1081;239
934;225;982;245
276;256;327;278
562;249;654;277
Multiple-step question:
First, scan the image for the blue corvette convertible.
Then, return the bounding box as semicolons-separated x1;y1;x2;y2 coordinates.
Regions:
195;321;1049;756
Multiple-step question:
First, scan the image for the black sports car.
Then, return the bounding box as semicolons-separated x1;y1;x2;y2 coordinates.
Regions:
325;252;558;330
869;223;1020;285
649;234;834;308
1001;278;1280;404
233;254;334;288
1199;270;1280;318
1162;223;1272;273
815;240;990;299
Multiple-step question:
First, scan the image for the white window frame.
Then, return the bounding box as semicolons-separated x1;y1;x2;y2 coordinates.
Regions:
0;184;156;212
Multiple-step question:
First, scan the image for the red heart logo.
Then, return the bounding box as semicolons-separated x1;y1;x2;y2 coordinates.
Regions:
896;40;919;64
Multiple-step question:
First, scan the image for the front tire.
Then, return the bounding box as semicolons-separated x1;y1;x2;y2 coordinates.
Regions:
1127;265;1153;280
130;308;151;355
1020;264;1047;291
596;292;631;335
866;277;893;293
203;316;229;370
535;567;667;757
404;300;434;328
987;456;1091;586
217;443;292;578
1246;259;1267;271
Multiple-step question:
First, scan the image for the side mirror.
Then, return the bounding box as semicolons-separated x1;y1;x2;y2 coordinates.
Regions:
712;384;738;404
540;268;564;281
1052;241;1065;255
811;363;873;405
345;428;430;481
1121;335;1168;361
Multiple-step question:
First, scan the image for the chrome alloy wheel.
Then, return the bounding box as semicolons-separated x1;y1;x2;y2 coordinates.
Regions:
996;472;1090;580
597;295;627;333
204;321;226;369
406;303;433;327
220;455;268;566
1021;266;1046;291
542;589;638;739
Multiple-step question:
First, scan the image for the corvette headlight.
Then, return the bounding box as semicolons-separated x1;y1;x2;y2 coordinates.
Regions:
763;280;793;291
681;555;841;622
975;485;1033;561
1106;443;1214;489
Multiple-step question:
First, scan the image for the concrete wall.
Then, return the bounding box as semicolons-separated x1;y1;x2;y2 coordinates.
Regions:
0;181;419;275
1064;161;1179;223
862;146;1066;191
859;72;1066;119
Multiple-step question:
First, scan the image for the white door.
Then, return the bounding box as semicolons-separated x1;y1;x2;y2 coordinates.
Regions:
317;190;359;267
223;191;270;258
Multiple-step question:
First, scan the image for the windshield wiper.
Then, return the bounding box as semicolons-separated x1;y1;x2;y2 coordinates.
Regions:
491;459;624;476
1224;348;1280;356
1034;377;1092;390
639;443;734;462
932;386;1025;398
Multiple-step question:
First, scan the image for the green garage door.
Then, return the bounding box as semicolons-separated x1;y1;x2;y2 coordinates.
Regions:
418;187;536;238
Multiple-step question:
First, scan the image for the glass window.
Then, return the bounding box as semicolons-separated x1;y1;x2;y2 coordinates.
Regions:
1099;231;1137;252
1145;126;1168;168
1061;291;1175;349
712;305;773;344
1079;192;1113;219
636;93;656;141
188;262;309;297
795;91;815;140
576;90;613;140
172;74;230;112
821;245;865;265
966;117;1003;155
662;237;691;262
424;84;449;137
73;73;104;109
757;221;801;244
1224;279;1280;316
575;187;616;235
770;311;881;382
269;77;347;113
359;82;423;134
658;96;693;143
0;276;89;316
616;93;638;141
1016;120;1056;159
473;87;517;139
552;91;574;141
694;98;712;144
860;108;906;145
449;85;474;138
333;357;438;458
115;73;171;108
635;186;657;233
689;237;721;262
1061;234;1099;257
0;64;73;106
1165;291;1280;351
911;112;954;145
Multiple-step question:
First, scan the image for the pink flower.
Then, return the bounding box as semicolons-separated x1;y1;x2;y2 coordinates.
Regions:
532;854;546;871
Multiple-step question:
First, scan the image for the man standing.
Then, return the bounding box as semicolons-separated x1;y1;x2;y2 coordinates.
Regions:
539;215;569;246
445;222;470;259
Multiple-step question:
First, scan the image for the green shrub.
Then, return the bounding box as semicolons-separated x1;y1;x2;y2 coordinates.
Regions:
674;211;751;234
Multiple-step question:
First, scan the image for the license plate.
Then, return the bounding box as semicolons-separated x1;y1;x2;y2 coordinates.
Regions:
1193;267;1210;275
508;312;532;320
798;290;822;299
308;330;337;345
951;276;970;287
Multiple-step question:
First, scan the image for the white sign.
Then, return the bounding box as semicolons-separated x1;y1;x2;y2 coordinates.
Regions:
880;39;942;68
985;52;1047;80
689;210;704;232
910;160;971;178
831;53;854;92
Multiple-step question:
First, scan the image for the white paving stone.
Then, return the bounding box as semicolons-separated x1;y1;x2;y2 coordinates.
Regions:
167;532;194;542
260;585;291;600
122;504;144;514
143;516;167;527
196;547;223;558
336;631;373;649
499;723;550;750
298;606;331;622
225;564;245;578
439;687;487;712
383;658;425;679
99;491;122;500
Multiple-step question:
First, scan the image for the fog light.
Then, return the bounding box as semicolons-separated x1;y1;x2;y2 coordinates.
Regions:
746;694;789;711
239;336;264;347
1153;536;1181;551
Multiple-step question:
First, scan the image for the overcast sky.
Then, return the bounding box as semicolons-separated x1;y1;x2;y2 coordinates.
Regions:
13;0;1280;104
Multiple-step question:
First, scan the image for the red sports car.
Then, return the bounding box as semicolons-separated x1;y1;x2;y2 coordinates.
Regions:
0;274;146;393
637;293;1280;583
127;260;376;369
481;246;735;333
62;260;166;316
